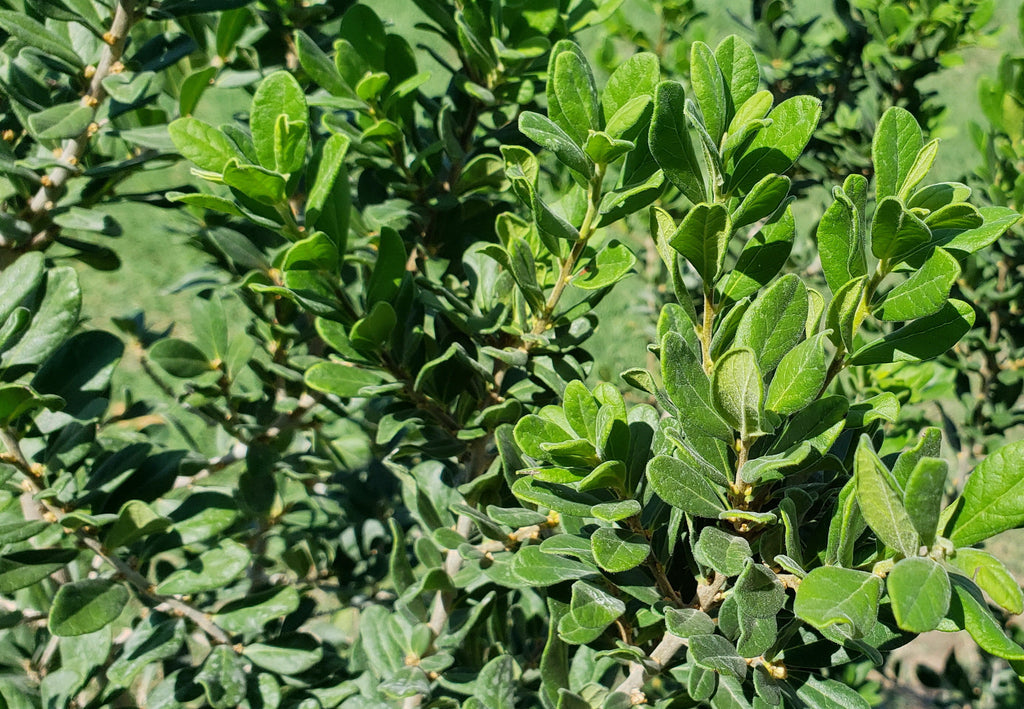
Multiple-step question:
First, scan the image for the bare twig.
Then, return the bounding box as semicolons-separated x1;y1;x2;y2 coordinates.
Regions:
612;633;689;705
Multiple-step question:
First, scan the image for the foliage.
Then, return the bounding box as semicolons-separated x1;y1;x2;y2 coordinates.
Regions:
0;0;1020;708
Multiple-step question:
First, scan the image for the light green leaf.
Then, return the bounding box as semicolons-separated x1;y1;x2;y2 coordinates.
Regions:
28;102;93;140
223;160;287;205
647;455;726;518
198;645;247;709
887;557;950;632
572;241;636;290
947;575;1024;660
940;206;1022;254
876;247;959;321
0;549;78;593
510;546;596;587
669;202;731;284
765;332;829;416
250;71;308;173
519;111;592;181
590;527;649;572
661;332;732;440
650;80;706;205
948;440;1024;547
731;173;790;229
48;580;129;637
855;435;919;557
848;299;975;365
168;117;241;173
729;96;821;193
214;585;301;635
872;107;923;201
550;50;599;145
149;338;213;378
817;176;868;293
305;362;384;397
295;30;351;97
244;633;323;674
949;549;1024;614
156;540;251;595
733;562;786;618
694;526;752;576
734;274;808;374
689;634;746;679
711;348;765;440
602;52;660;122
794;566;882;639
796;676;870;709
715;35;759;116
903;457;947;547
690;41;727;140
721;205;795;304
898;138;940;201
0;10;83;67
306;133;351;250
666;608;716;638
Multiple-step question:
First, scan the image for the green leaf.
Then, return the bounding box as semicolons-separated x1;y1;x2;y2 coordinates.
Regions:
602;52;660;123
149;338;213;378
0;549;78;593
250;71;308;173
661;332;732;440
214;586;301;635
650;81;706;205
903;457;947;547
666;607;716;638
519;111;592;182
244;633;323;674
156;540;251;594
296;30;351;97
855;435;919;556
366;227;406;304
558;581;625;644
305;362;384;398
572;240;636;290
0;10;83;67
948;440;1024;546
689;634;746;679
876;247;959;321
715;35;759;117
168;117;241;173
721;205;795;304
694;526;752;576
731;173;790;229
510;546;596;586
941;206;1021;254
870;197;931;265
583;131;634;165
306;133;351;250
729;96;821;193
28;102;93;140
669;202;731;284
598;170;664;226
848;299;975;365
550;50;599;145
472;655;516;709
796;676;870;709
892;427;942;489
0;252;43;325
104;500;171;549
48;579;129;636
590;527;649;572
794;566;882;639
690;41;727;140
765;332;828;416
817;176;869;293
223;160;287;206
734;274;808;374
106;616;185;688
349;301;397;351
711;348;765;440
647;455;726;518
198;645;247;709
887;557;950;632
949;549;1024;614
872;107;923;202
733;562;786;618
3;267;81;368
898;139;940;201
947;575;1024;661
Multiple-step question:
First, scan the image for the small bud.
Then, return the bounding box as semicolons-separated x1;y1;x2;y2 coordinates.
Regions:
87;123;100;136
2;129;15;141
83;65;96;79
110;61;125;74
82;95;99;108
102;31;116;45
40;175;53;187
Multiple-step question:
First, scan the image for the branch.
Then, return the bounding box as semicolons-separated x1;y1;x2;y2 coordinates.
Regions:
12;0;138;252
612;633;688;705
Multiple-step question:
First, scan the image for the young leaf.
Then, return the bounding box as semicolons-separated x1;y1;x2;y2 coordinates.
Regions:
650;81;706;205
250;71;308;173
550;50;600;145
855;435;919;557
817;180;868;293
765;331;829;416
794;566;882;639
690;41;727;140
848;299;975;365
590;527;649;572
947;440;1024;547
714;35;759;117
887;557;950;633
903;457;947;547
949;549;1024;614
646;455;726;518
711;348;765;440
306;133;351;251
733;273;808;374
518;111;592;182
0;11;83;67
602;52;660;122
872;106;923;201
168;117;241;173
876;247;959;321
660;332;732;441
870;197;931;265
729;96;822;193
669;202;731;284
730;173;790;229
689;634;747;679
721;204;795;304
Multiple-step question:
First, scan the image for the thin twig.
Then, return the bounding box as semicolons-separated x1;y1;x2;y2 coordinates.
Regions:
612;633;689;705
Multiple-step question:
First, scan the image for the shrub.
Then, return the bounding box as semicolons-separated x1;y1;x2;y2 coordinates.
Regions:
0;1;1021;708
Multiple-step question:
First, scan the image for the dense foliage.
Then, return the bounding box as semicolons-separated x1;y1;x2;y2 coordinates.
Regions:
0;1;1022;707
